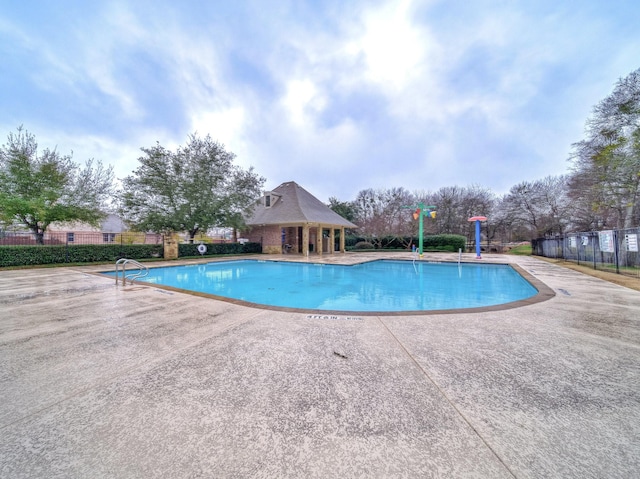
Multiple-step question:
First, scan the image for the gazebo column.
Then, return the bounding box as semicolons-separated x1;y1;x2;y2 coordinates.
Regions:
302;224;310;256
329;228;335;254
340;227;346;253
317;225;323;255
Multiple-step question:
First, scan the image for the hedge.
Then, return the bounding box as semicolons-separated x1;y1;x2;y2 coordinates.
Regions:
0;244;164;268
423;234;466;252
345;234;466;252
178;242;262;257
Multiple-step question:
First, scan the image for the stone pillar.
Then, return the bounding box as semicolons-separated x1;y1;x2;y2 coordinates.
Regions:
340;227;346;253
329;228;335;254
164;233;179;260
318;225;323;256
302;225;309;256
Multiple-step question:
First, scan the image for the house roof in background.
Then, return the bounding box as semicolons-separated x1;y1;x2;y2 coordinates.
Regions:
48;213;127;233
245;181;356;228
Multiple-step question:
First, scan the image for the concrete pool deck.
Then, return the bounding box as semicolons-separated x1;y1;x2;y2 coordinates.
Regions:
0;253;638;478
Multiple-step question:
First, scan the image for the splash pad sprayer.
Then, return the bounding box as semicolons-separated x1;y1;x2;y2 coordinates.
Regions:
402;203;437;259
467;216;487;259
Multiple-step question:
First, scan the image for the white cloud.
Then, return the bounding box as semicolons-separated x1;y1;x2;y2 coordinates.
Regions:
190;106;249;162
3;0;639;205
281;79;327;127
69;4;150;120
350;0;432;93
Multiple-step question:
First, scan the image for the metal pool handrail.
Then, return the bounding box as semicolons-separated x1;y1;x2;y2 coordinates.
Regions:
115;258;149;286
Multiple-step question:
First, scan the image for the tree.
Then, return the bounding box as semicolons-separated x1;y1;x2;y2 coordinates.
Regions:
328;196;356;223
500;176;570;238
569;68;640;229
431;186;463;234
119;133;265;242
351;187;415;247
535;175;570;235
0;126;114;244
458;184;496;244
423;185;495;240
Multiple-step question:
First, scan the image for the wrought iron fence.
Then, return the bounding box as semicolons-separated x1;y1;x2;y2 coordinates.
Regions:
0;231;165;267
532;228;640;279
0;231;163;246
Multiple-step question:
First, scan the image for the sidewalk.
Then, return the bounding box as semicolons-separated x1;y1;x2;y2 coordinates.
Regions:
0;254;638;478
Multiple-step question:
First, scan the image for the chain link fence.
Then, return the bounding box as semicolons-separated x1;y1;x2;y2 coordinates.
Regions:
532;227;640;279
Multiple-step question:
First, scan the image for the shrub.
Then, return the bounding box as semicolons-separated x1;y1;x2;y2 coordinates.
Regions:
379;236;413;249
353;241;375;250
424;234;466;252
178;242;262;257
345;235;366;247
346;234;466;252
0;244;163;267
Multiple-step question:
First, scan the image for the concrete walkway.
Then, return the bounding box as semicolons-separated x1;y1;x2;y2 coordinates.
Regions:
0;253;638;478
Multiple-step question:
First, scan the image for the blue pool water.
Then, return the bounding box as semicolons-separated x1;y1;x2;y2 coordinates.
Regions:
107;259;538;312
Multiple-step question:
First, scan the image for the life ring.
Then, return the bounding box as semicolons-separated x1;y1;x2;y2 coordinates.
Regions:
197;244;207;255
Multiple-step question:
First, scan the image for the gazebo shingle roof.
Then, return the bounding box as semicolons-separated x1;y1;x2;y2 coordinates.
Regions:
245;181;356;228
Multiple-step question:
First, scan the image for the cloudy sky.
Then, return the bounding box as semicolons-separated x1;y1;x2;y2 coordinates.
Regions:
1;0;639;203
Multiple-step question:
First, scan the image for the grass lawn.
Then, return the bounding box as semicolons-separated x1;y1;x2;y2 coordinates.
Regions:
506;244;532;255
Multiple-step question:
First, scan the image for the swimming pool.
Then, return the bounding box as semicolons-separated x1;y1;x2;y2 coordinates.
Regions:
108;259;539;313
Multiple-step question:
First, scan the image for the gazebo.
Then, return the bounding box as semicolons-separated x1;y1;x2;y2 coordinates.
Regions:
243;181;357;255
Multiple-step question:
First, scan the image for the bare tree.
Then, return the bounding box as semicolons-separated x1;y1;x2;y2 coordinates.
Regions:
352;187;414;247
430;186;463;234
569;67;640;229
501;176;570;238
459;184;496;242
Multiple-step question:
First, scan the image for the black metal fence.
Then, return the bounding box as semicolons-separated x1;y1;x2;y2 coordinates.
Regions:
0;231;163;246
0;231;165;267
532;228;640;279
0;231;265;267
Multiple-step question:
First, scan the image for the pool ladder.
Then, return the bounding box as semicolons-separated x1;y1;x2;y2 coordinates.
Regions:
115;258;149;286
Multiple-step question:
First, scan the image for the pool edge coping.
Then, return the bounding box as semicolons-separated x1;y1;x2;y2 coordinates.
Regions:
90;257;556;316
